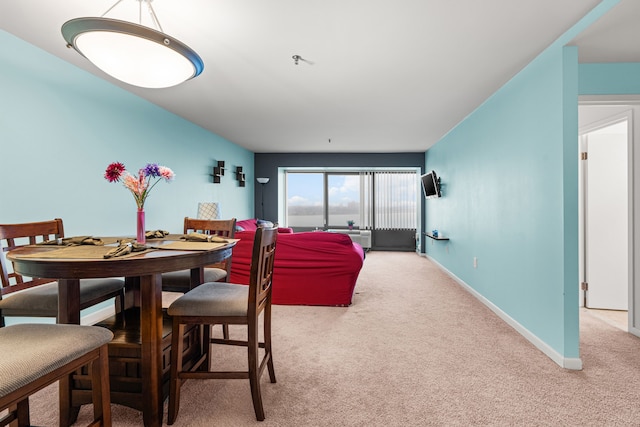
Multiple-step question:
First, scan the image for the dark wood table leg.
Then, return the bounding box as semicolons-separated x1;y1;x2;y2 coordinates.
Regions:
57;279;81;426
125;276;141;309
189;266;204;290
58;278;80;324
139;273;164;427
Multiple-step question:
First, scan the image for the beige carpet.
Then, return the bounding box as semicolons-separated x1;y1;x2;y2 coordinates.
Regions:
587;308;628;332
28;252;640;426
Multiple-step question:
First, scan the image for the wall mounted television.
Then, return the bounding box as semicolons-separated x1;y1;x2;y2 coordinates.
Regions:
421;170;441;199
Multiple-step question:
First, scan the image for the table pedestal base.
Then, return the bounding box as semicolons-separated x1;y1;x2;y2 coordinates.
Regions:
69;308;201;416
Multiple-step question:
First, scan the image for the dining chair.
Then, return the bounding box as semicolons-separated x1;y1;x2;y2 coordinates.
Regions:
161;217;236;293
0;323;113;427
167;226;278;424
0;219;125;327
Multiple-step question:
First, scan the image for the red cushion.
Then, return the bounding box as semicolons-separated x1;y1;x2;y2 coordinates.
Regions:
235;218;294;234
229;230;364;306
235;218;259;231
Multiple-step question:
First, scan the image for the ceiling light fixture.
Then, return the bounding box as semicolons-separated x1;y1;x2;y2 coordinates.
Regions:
62;0;204;89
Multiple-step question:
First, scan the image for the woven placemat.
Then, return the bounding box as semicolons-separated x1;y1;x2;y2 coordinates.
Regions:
150;241;229;251
16;245;155;259
145;233;184;241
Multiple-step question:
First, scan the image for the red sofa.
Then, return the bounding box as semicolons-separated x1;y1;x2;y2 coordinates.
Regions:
229;219;365;306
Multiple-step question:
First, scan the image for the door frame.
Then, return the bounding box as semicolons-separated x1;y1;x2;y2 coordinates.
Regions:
579;112;630;310
579;95;637;336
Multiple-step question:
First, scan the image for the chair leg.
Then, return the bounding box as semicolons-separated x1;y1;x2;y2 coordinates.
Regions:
16;399;30;427
59;374;80;426
247;321;265;421
202;324;212;371
222;323;230;340
91;345;112;427
168;321;185;425
264;303;276;383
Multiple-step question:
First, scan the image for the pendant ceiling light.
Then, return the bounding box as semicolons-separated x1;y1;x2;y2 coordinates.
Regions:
62;0;204;89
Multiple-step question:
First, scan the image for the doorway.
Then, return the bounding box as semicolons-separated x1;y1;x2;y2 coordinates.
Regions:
579;105;633;334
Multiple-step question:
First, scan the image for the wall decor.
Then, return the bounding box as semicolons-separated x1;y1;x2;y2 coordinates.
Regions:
211;160;225;183
235;166;246;187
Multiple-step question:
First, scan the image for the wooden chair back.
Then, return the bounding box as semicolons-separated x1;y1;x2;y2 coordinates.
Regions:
183;217;236;237
183;217;236;275
0;218;64;296
248;227;278;316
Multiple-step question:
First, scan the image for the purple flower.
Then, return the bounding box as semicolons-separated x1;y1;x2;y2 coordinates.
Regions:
143;163;161;178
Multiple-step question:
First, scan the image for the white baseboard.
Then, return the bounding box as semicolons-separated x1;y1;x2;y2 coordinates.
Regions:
81;305;115;326
5;305;116;327
425;255;583;371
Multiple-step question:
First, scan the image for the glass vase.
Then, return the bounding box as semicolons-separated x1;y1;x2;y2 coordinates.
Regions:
137;208;146;244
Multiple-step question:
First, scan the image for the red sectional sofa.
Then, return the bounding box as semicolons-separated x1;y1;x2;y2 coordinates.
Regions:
229;219;365;306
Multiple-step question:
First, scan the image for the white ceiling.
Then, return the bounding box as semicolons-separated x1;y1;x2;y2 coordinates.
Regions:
1;0;638;153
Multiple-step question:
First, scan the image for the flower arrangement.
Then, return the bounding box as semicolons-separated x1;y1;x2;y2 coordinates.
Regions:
104;162;175;209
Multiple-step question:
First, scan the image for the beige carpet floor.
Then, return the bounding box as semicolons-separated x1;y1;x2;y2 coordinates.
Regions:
587;308;628;332
28;251;640;426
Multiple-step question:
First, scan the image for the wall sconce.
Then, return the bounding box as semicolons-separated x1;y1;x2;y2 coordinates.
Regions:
211;160;225;183
235;166;246;187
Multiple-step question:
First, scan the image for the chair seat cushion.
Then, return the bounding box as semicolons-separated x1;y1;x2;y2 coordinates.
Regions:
162;268;227;290
0;323;113;398
167;282;248;317
0;278;124;317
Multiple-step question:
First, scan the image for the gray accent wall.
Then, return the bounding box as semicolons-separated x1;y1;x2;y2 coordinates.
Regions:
255;152;425;250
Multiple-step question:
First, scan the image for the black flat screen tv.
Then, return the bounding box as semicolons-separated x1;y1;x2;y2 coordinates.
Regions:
421;170;441;199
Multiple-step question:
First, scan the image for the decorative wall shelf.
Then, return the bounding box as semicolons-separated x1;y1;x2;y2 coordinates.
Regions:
424;232;449;241
235;166;246;187
211;160;225;183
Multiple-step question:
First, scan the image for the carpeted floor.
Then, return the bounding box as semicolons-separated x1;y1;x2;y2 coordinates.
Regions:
28;251;640;426
587;308;628;331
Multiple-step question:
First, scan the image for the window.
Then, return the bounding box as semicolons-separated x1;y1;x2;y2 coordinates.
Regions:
285;170;417;230
286;173;324;227
327;174;360;228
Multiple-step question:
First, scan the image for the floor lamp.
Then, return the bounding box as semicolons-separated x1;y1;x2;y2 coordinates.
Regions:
256;177;270;219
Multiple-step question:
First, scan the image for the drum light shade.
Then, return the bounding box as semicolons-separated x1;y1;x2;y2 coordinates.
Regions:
62;17;204;89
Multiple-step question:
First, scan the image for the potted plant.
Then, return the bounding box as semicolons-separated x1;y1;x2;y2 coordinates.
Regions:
347;220;355;230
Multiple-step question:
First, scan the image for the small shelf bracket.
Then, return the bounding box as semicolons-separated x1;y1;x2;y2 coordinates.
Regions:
424;232;449;241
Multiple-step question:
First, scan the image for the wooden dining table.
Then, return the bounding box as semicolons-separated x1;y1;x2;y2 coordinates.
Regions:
7;236;236;427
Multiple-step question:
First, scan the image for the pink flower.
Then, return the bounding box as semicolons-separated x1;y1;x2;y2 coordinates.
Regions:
158;166;175;181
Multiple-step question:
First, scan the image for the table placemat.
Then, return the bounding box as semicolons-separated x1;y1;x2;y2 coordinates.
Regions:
31;236;130;247
145;233;184;241
16;245;155;259
150;239;238;251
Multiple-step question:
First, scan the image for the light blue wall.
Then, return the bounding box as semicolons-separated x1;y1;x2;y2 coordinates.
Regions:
579;63;640;94
0;29;254;236
423;0;622;361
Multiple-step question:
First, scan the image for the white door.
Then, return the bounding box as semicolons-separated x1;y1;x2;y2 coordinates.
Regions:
584;121;628;310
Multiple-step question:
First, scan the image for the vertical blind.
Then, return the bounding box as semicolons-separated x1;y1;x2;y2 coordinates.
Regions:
360;171;417;230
